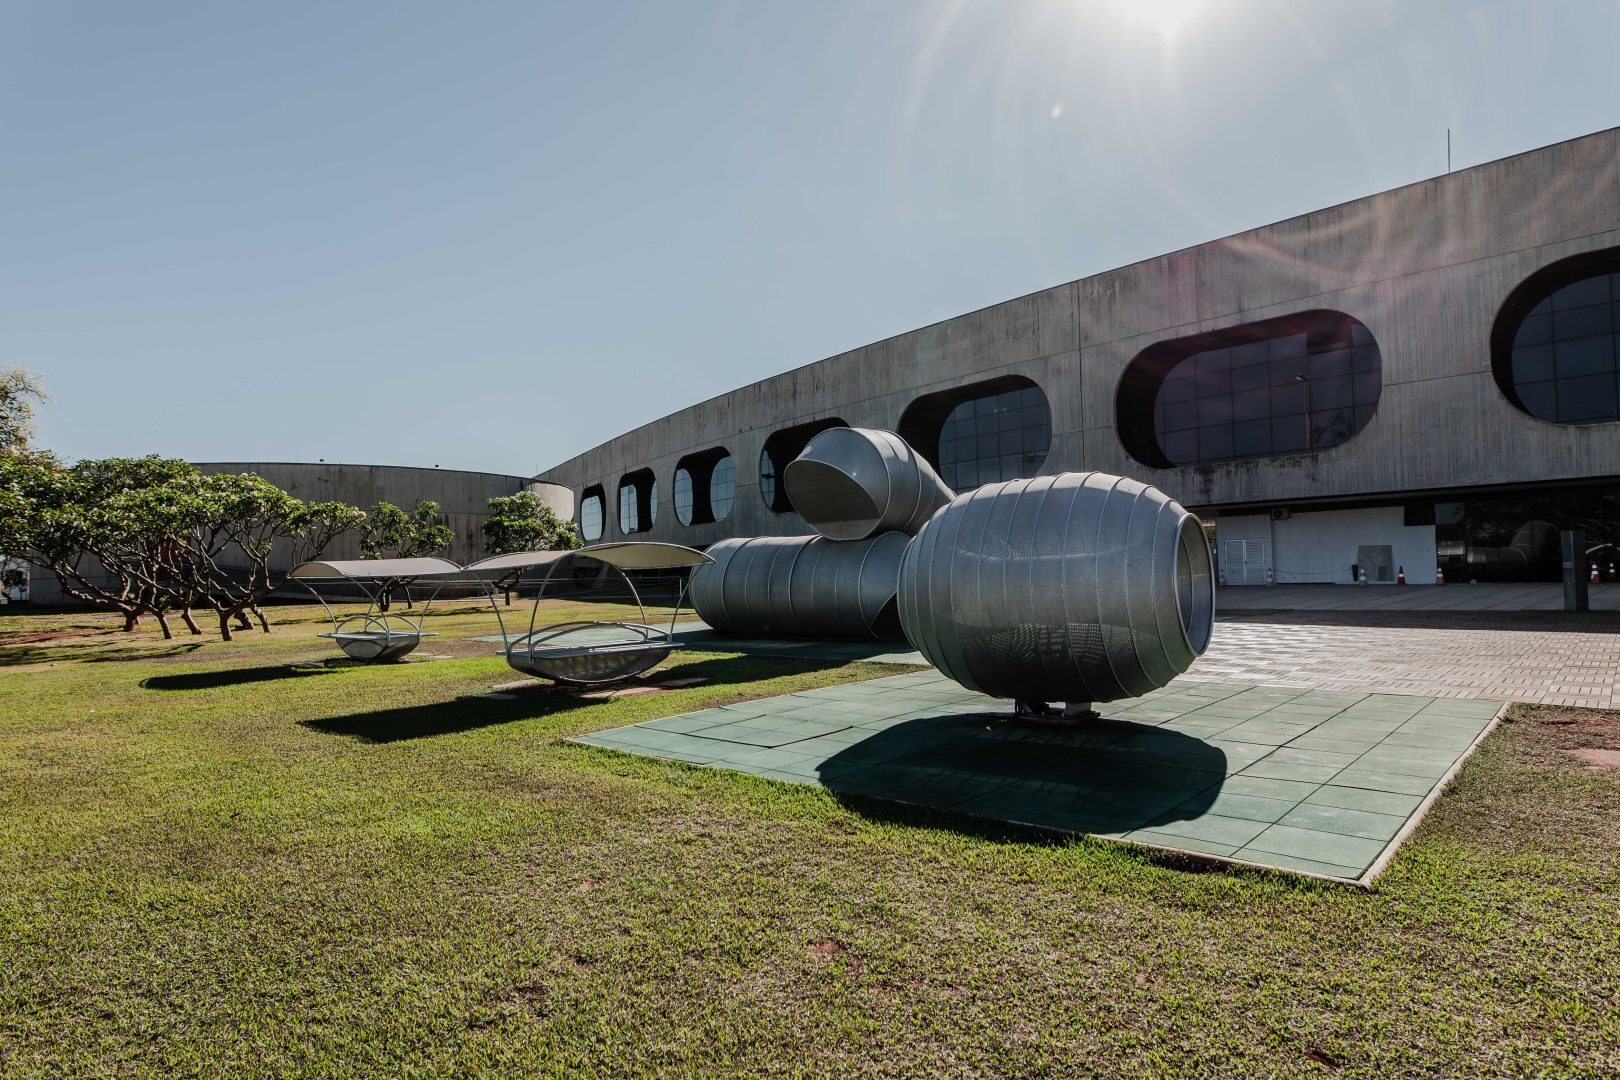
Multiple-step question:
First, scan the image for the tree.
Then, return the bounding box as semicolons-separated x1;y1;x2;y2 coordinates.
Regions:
359;500;454;611
482;491;582;555
481;491;583;603
0;456;362;640
0;367;47;455
0;455;195;633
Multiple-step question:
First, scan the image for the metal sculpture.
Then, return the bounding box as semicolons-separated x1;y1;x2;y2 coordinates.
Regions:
781;426;954;540
288;557;462;661
689;532;909;640
896;473;1215;716
463;542;712;685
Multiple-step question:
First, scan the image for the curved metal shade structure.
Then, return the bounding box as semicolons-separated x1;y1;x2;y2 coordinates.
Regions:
288;557;463;661
689;532;909;640
897;473;1215;704
463;542;712;685
781;426;954;541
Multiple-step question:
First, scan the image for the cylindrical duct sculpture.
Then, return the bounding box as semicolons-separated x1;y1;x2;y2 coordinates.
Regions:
782;427;954;540
897;473;1215;704
690;532;910;640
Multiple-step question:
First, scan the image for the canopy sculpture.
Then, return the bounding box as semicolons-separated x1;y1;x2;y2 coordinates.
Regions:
462;542;713;686
287;557;463;661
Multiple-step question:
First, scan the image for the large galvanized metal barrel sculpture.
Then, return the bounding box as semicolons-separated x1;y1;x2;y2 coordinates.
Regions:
690;532;910;640
782;427;954;541
897;473;1215;703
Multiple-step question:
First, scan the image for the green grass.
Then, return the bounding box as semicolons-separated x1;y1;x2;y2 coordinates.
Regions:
1;607;1617;1076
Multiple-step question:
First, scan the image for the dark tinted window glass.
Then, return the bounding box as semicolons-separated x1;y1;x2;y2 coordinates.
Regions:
710;455;734;521
1508;259;1620;425
1136;314;1381;467
579;489;604;542
673;467;695;526
936;385;1051;492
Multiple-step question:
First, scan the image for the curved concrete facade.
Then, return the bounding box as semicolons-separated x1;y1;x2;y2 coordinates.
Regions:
536;128;1620;558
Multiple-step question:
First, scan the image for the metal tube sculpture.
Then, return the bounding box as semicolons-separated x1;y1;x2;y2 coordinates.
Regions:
688;533;910;640
463;542;712;685
896;473;1215;716
288;557;463;661
781;426;954;540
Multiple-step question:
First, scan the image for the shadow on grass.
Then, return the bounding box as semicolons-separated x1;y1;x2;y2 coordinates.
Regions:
143;663;340;691
302;652;848;744
817;714;1227;840
0;641;207;668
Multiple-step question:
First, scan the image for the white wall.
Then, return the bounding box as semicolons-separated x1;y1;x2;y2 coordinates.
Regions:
1216;507;1437;585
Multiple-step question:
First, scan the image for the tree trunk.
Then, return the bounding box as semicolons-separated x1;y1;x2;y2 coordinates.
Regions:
251;604;271;633
233;610;252;631
122;609;141;632
154;609;173;640
180;607;203;635
217;610;234;642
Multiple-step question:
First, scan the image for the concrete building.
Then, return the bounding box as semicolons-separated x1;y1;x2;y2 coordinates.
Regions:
535;127;1620;586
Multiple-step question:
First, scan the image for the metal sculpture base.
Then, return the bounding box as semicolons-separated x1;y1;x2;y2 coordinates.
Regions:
1013;700;1101;725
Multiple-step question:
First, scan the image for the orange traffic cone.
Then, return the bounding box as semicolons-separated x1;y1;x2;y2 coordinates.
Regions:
1396;566;1406;585
1592;564;1601;585
1436;566;1445;585
1359;568;1369;585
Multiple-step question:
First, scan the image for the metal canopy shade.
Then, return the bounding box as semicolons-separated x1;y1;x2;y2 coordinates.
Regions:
470;542;711;685
289;557;462;581
289;558;461;662
461;543;712;578
897;473;1216;705
782;427;954;541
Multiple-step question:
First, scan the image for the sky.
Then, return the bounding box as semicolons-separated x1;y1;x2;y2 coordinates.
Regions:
4;0;1619;476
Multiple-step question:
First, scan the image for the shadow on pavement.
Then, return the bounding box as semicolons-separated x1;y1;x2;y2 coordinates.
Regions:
818;713;1227;838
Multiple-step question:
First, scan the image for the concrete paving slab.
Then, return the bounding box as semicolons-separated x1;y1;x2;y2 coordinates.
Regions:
572;670;1504;886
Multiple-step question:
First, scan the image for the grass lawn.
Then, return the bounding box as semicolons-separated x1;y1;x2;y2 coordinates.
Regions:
1;605;1617;1076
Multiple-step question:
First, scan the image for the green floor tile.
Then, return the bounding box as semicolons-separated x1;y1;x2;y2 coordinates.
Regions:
1243;824;1387;870
1330;769;1440;797
1277;802;1408;841
1303;785;1425;816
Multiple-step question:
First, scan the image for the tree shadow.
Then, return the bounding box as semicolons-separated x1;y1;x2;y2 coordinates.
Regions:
0;641;206;668
302;652;850;744
817;713;1227;839
143;663;338;691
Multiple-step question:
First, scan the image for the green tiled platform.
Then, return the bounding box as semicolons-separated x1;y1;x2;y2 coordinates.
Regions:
573;672;1504;885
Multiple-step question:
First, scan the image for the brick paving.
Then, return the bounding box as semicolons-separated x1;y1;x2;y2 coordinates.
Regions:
1192;611;1620;708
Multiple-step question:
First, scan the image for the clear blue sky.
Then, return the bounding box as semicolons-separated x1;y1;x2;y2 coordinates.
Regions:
5;0;1618;475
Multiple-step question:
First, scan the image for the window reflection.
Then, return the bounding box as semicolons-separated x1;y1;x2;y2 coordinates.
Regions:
674;449;734;526
936;386;1051;492
617;470;656;535
579;487;604;542
1144;318;1380;467
1509;269;1620;424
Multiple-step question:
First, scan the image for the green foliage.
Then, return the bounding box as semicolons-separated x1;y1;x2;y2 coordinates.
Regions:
0;456;363;638
0;366;47;455
360;500;455;560
482;491;582;555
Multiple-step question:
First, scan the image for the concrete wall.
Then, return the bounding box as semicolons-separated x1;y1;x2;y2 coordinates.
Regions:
536;126;1620;541
1218;509;1437;586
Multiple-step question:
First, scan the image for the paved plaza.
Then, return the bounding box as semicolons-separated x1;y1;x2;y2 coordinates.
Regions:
576;672;1503;885
1218;582;1620;612
1195;610;1620;708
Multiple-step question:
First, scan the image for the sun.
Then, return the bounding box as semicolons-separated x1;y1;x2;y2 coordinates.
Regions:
1105;0;1213;39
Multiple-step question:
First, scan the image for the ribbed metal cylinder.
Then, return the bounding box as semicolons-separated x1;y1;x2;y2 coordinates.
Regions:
690;532;910;640
782;427;955;540
897;473;1215;703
